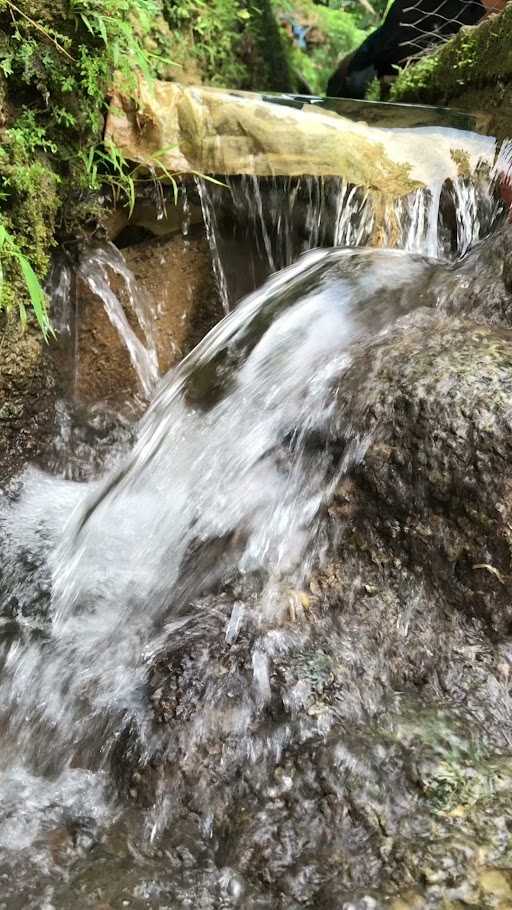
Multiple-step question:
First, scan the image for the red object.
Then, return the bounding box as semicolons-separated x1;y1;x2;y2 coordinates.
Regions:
499;173;512;220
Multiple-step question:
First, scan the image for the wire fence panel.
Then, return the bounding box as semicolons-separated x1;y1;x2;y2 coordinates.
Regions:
394;0;486;62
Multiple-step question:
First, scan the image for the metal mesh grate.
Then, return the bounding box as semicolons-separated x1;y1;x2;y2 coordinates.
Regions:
395;0;487;62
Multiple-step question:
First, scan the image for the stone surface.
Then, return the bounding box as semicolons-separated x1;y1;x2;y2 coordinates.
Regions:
105;228;512;908
74;229;221;409
0;316;55;481
105;81;496;194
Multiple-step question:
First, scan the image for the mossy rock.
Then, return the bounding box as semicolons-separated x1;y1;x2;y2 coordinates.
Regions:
390;3;512;138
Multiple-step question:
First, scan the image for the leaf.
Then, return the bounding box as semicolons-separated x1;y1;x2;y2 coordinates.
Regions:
190;171;228;189
87;144;95;172
125;174;135;216
96;14;108;44
18;298;27;329
17;254;52;339
80;13;94;34
170;176;178;206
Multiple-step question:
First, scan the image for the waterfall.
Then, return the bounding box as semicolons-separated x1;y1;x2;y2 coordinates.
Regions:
2;117;512;908
78;244;160;400
194;143;509;307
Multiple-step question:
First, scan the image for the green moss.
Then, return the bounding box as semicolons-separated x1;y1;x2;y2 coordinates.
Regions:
390;53;441;103
273;0;366;94
0;0;298;332
365;76;382;101
0;0;179;328
161;0;293;91
0;114;60;271
450;148;471;178
247;0;295;91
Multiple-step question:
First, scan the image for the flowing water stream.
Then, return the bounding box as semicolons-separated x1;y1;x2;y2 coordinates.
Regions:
2;118;512;908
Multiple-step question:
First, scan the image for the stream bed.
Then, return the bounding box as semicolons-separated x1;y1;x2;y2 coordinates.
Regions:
2;111;512;909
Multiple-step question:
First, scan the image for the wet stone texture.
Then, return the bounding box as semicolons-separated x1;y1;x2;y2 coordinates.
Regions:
6;231;512;909
103;230;512;909
75;227;222;409
0;318;55;483
330;314;512;635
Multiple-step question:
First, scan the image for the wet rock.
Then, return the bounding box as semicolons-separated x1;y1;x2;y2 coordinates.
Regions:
8;232;512;905
433;227;512;327
75;229;221;409
0;316;55;481
111;236;512;907
480;869;512;900
328;313;512;634
123;230;222;371
105;81;493;195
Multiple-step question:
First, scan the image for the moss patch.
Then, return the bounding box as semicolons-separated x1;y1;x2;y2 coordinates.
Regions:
0;0;174;328
0;312;54;478
273;0;366;94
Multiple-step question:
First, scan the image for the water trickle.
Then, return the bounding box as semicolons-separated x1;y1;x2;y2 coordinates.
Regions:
1;247;430;802
196;176;231;313
195;137;510;306
46;255;74;336
78;243;160;399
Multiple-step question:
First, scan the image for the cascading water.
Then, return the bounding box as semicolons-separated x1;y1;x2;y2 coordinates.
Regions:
78;243;160;400
196;134;508;308
2;248;429;767
2;118;512;908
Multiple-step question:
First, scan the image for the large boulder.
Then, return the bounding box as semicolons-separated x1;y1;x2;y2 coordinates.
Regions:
329;313;512;635
100;229;512;908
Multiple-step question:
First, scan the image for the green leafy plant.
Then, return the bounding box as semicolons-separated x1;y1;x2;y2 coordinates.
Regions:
0;0;177;335
0;224;52;337
0;0;298;337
